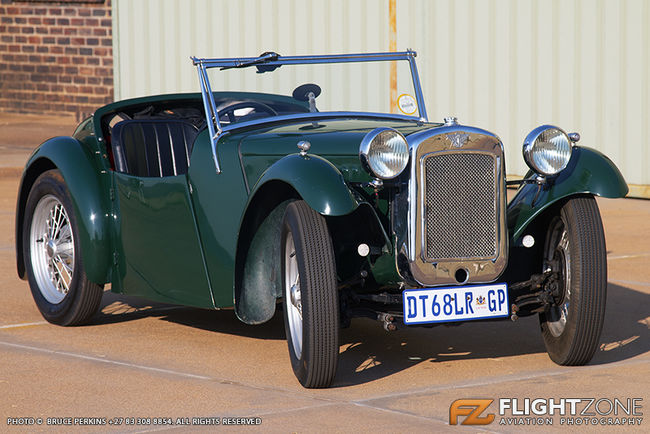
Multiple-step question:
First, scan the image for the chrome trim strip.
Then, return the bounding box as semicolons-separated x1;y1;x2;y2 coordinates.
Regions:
222;111;424;133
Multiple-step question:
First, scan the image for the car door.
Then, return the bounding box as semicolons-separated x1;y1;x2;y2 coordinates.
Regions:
111;120;213;308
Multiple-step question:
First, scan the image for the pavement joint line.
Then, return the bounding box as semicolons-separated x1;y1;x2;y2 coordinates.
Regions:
1;307;648;427
0;321;48;329
241;402;339;418
0;340;213;381
354;357;650;405
0;346;647;431
609;279;650;288
137;398;485;433
0;339;337;404
608;253;650;260
350;401;497;432
107;356;649;433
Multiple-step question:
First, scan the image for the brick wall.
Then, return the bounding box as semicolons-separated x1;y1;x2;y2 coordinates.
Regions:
0;0;113;119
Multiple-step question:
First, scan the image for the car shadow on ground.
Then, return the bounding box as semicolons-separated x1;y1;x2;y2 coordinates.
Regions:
591;283;650;364
333;315;545;387
92;282;649;387
94;291;286;340
333;282;650;386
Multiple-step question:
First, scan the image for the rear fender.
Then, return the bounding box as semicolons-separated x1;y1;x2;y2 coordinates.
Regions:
16;136;112;284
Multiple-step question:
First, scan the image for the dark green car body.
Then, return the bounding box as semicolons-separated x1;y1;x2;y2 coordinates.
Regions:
16;90;628;324
15;51;632;389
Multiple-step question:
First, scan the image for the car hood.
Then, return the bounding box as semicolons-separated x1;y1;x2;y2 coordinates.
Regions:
235;117;441;184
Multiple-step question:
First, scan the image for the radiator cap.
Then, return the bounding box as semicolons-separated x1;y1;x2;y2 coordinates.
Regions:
444;116;458;126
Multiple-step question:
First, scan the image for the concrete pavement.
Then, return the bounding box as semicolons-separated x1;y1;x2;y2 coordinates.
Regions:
0;113;648;432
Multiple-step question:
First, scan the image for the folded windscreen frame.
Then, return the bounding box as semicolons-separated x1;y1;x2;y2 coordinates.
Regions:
190;51;428;173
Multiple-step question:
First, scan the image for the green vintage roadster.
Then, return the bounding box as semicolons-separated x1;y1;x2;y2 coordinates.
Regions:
16;51;628;388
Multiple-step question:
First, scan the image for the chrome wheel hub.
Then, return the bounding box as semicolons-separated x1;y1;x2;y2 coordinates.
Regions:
46;239;57;258
284;232;303;358
547;225;571;337
290;283;302;312
29;195;75;304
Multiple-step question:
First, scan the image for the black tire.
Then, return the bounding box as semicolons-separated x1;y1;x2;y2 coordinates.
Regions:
23;170;103;326
281;200;339;388
539;196;607;365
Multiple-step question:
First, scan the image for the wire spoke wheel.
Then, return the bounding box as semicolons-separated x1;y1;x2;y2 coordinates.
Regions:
23;170;103;326
29;195;75;304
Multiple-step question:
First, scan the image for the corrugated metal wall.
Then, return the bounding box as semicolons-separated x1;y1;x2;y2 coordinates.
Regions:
113;0;393;127
113;0;649;194
113;0;390;96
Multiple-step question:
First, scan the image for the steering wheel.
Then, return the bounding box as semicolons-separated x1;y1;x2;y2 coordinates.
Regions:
217;101;278;124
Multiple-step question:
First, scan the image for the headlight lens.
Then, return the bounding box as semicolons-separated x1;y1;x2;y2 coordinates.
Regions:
523;125;573;176
359;128;409;179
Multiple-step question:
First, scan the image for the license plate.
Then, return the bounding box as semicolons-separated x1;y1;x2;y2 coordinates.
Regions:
402;283;509;325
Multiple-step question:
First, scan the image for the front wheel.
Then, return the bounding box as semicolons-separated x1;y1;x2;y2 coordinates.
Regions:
539;196;607;365
281;201;339;388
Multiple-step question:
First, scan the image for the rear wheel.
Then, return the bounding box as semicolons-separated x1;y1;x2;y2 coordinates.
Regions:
23;170;103;326
539;196;607;365
281;200;339;388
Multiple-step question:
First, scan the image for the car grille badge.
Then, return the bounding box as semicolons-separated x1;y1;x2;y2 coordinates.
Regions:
446;132;470;148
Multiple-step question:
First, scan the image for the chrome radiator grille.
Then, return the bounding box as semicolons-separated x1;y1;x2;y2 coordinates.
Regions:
423;152;498;261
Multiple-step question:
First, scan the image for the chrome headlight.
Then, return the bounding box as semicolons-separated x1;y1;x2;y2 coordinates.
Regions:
523;125;573;176
359;128;409;179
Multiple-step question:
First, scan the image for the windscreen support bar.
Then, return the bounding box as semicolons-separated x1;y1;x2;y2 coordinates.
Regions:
191;50;428;174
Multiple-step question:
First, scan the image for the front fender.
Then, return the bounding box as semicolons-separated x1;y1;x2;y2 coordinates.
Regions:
508;146;628;241
234;154;359;324
16;136;112;284
249;153;359;216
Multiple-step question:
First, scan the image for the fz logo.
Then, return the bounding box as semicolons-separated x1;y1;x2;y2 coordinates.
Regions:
449;399;495;425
